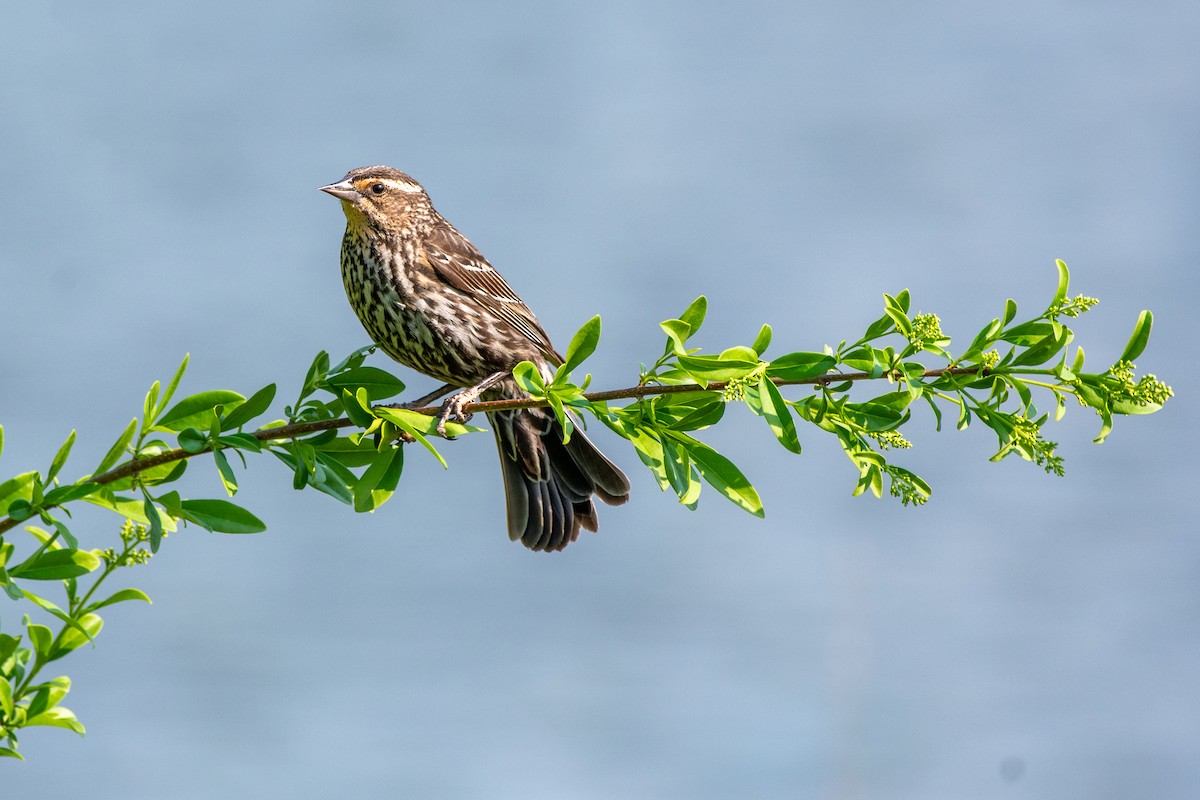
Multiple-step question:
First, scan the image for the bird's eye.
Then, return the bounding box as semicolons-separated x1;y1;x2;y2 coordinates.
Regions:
370;183;386;195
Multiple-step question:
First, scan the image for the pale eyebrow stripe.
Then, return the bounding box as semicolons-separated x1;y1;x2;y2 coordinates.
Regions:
384;178;423;193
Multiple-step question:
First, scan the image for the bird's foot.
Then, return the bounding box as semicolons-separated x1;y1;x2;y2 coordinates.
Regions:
435;394;475;438
435;371;508;438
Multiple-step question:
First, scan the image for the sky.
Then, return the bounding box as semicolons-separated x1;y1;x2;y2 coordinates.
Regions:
2;2;1197;798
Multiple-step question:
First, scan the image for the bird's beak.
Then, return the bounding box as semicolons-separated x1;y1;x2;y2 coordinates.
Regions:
319;179;360;202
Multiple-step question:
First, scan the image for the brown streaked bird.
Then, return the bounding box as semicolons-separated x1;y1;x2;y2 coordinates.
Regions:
319;166;630;551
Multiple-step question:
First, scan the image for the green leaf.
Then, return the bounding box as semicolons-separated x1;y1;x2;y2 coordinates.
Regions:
757;376;802;454
751;324;772;357
353;447;404;513
213;450;239;496
307;453;357;505
42;481;101;507
659;319;692;355
1093;406;1115;444
511;361;547;396
0;566;24;600
27;623;53;659
25;705;85;735
0;424;4;460
1052;259;1070;308
923;393;944;431
302;350;332;395
676;353;760;383
155;390;246;432
328;344;376;375
562;315;601;373
341;388;376;428
765;352;836;381
177;427;208;453
49;517;78;549
143;380;161;428
10;549;101;581
22;587;96;643
844;401;906;431
719;345;759;362
0;472;38;514
853;463;884;498
1112;398;1163;416
545;393;574;443
678;296;708;335
217;432;263;452
883;293;913;337
961;318;1002;361
156;354;191;419
657;393;726;431
667;432;763;517
1073;377;1107;412
221;384;277;429
659;434;698;506
94;418;138;476
322;368;406;401
140;497;162;552
620;424;669;491
1071;346;1086;374
210;404;226;442
1010;322;1072;367
26;675;72;719
860;313;895;341
7;498;33;521
0;630;19;660
0;670;13;716
85;491;176;533
1000;320;1058;346
46;430;76;484
86;587;152;613
312;436;385;469
840;347;885;377
956;402;971;431
49;613;103;660
179;499;267;533
1003;298;1018;326
867;390;918;412
1118;310;1153;363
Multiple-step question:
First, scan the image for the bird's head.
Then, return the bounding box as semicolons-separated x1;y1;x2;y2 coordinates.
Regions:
319;166;430;232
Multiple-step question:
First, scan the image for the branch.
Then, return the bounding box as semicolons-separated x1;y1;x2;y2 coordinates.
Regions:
118;365;990;477
0;365;985;536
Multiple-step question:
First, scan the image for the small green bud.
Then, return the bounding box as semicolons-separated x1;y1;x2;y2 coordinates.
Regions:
1049;294;1100;319
868;429;912;450
884;465;929;506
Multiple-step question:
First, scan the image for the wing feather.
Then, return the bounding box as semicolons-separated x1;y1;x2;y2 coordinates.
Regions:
421;223;560;362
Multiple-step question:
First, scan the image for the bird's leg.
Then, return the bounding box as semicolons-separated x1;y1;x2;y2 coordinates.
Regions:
436;371;508;437
386;383;458;411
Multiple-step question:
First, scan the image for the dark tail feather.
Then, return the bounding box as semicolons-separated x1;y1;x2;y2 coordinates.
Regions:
489;407;630;552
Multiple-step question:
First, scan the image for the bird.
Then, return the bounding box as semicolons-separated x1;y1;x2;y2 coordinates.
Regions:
319;165;630;551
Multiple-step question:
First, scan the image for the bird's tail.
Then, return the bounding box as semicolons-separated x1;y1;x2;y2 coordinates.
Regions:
488;404;630;552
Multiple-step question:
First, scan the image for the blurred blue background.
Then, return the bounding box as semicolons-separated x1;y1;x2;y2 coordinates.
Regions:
2;2;1197;797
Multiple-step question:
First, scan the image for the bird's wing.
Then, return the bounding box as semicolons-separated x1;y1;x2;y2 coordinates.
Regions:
421;222;561;361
